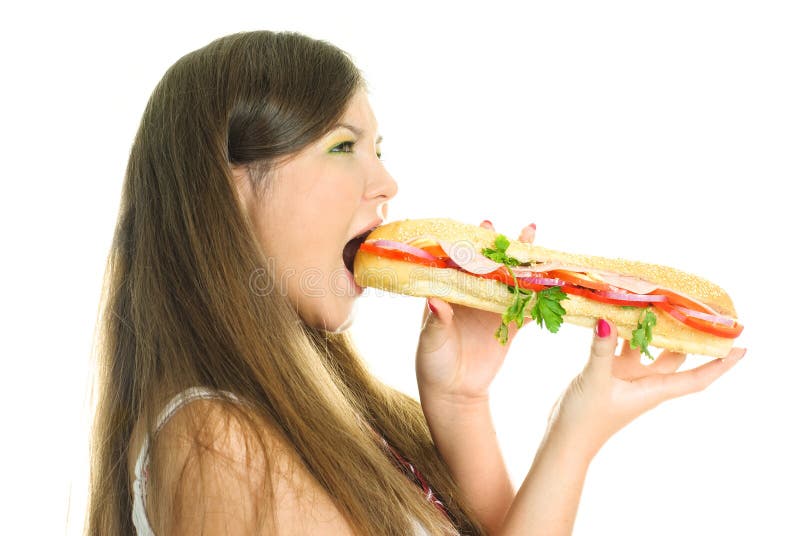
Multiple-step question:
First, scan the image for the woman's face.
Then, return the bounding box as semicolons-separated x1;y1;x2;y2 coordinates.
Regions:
234;89;397;331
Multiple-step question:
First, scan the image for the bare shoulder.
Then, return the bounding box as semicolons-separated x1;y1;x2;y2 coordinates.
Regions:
147;397;356;535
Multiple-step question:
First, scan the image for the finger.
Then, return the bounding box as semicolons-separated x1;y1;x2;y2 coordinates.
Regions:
619;339;641;361
519;223;536;243
646;350;687;374
611;340;647;379
479;220;495;231
421;296;454;330
585;318;618;377
639;347;746;400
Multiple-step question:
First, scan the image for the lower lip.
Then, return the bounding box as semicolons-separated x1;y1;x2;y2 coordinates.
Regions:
346;266;364;295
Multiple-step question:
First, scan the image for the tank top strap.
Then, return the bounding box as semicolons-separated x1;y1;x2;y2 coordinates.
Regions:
155;387;238;434
134;387;238;479
132;387;239;535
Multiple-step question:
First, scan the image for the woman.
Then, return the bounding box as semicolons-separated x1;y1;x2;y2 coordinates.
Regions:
86;30;744;535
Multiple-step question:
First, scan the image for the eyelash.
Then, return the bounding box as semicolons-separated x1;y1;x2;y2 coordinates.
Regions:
330;141;382;159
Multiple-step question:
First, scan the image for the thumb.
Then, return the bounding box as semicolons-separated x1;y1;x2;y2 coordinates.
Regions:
418;297;454;355
585;318;618;377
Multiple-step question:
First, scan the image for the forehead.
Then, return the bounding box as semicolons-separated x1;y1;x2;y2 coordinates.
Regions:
339;90;378;130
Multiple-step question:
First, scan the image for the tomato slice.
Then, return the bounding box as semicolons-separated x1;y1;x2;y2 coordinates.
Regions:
648;288;715;314
482;268;515;287
548;270;611;292
653;301;743;338
358;242;447;268
683;316;744;338
480;267;547;290
420;244;449;259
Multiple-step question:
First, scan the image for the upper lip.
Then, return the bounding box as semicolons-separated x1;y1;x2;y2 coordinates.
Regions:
349;219;383;243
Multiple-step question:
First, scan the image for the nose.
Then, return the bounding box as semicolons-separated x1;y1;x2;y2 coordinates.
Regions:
365;159;398;202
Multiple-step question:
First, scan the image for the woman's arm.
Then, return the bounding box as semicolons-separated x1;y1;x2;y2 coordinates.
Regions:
498;427;592;535
415;222;536;533
496;319;745;535
415;221;743;535
419;393;514;535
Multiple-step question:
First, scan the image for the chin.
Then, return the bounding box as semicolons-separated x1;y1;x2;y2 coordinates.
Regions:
293;264;361;333
301;296;358;334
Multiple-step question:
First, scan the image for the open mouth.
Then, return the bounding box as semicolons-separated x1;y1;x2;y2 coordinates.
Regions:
342;228;375;275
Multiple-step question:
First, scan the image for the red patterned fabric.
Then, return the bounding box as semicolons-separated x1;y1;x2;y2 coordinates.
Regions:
363;423;454;524
379;435;452;519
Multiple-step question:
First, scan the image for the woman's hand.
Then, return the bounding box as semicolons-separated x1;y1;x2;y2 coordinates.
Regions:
415;220;536;404
546;318;746;460
415;221;533;533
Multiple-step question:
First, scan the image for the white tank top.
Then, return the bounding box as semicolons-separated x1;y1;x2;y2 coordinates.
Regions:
131;387;439;535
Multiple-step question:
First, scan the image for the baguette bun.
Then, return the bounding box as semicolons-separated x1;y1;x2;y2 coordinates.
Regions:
353;218;739;358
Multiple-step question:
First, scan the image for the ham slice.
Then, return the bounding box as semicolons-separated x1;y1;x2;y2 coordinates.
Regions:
438;240;505;275
434;238;659;294
588;272;660;294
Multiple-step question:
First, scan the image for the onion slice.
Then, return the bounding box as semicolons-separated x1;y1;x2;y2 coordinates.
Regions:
369;240;437;260
673;305;736;327
596;290;666;302
519;276;565;286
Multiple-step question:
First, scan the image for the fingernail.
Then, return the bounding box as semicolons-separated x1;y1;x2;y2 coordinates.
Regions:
596;318;610;338
427;297;438;317
481;220;493;227
528;223;537;230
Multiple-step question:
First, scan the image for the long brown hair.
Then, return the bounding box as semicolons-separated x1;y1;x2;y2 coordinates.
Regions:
86;31;484;535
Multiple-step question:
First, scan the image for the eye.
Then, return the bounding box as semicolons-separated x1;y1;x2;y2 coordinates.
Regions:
330;141;355;153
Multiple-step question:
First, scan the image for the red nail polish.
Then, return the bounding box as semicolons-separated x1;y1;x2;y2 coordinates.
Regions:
596;318;610;338
427;298;438;316
481;220;493;227
528;223;537;230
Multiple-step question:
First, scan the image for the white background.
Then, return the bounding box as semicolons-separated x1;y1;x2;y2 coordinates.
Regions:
1;1;798;534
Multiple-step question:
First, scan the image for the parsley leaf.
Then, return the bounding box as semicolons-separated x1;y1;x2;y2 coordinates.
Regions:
630;308;657;360
530;286;568;333
482;234;569;343
504;286;534;329
481;235;521;267
495;323;509;344
494;283;533;345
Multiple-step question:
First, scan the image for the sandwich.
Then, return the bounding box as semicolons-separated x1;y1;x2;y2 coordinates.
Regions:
348;218;743;358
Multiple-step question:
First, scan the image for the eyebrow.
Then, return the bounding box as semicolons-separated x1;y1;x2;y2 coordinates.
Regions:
331;122;383;145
